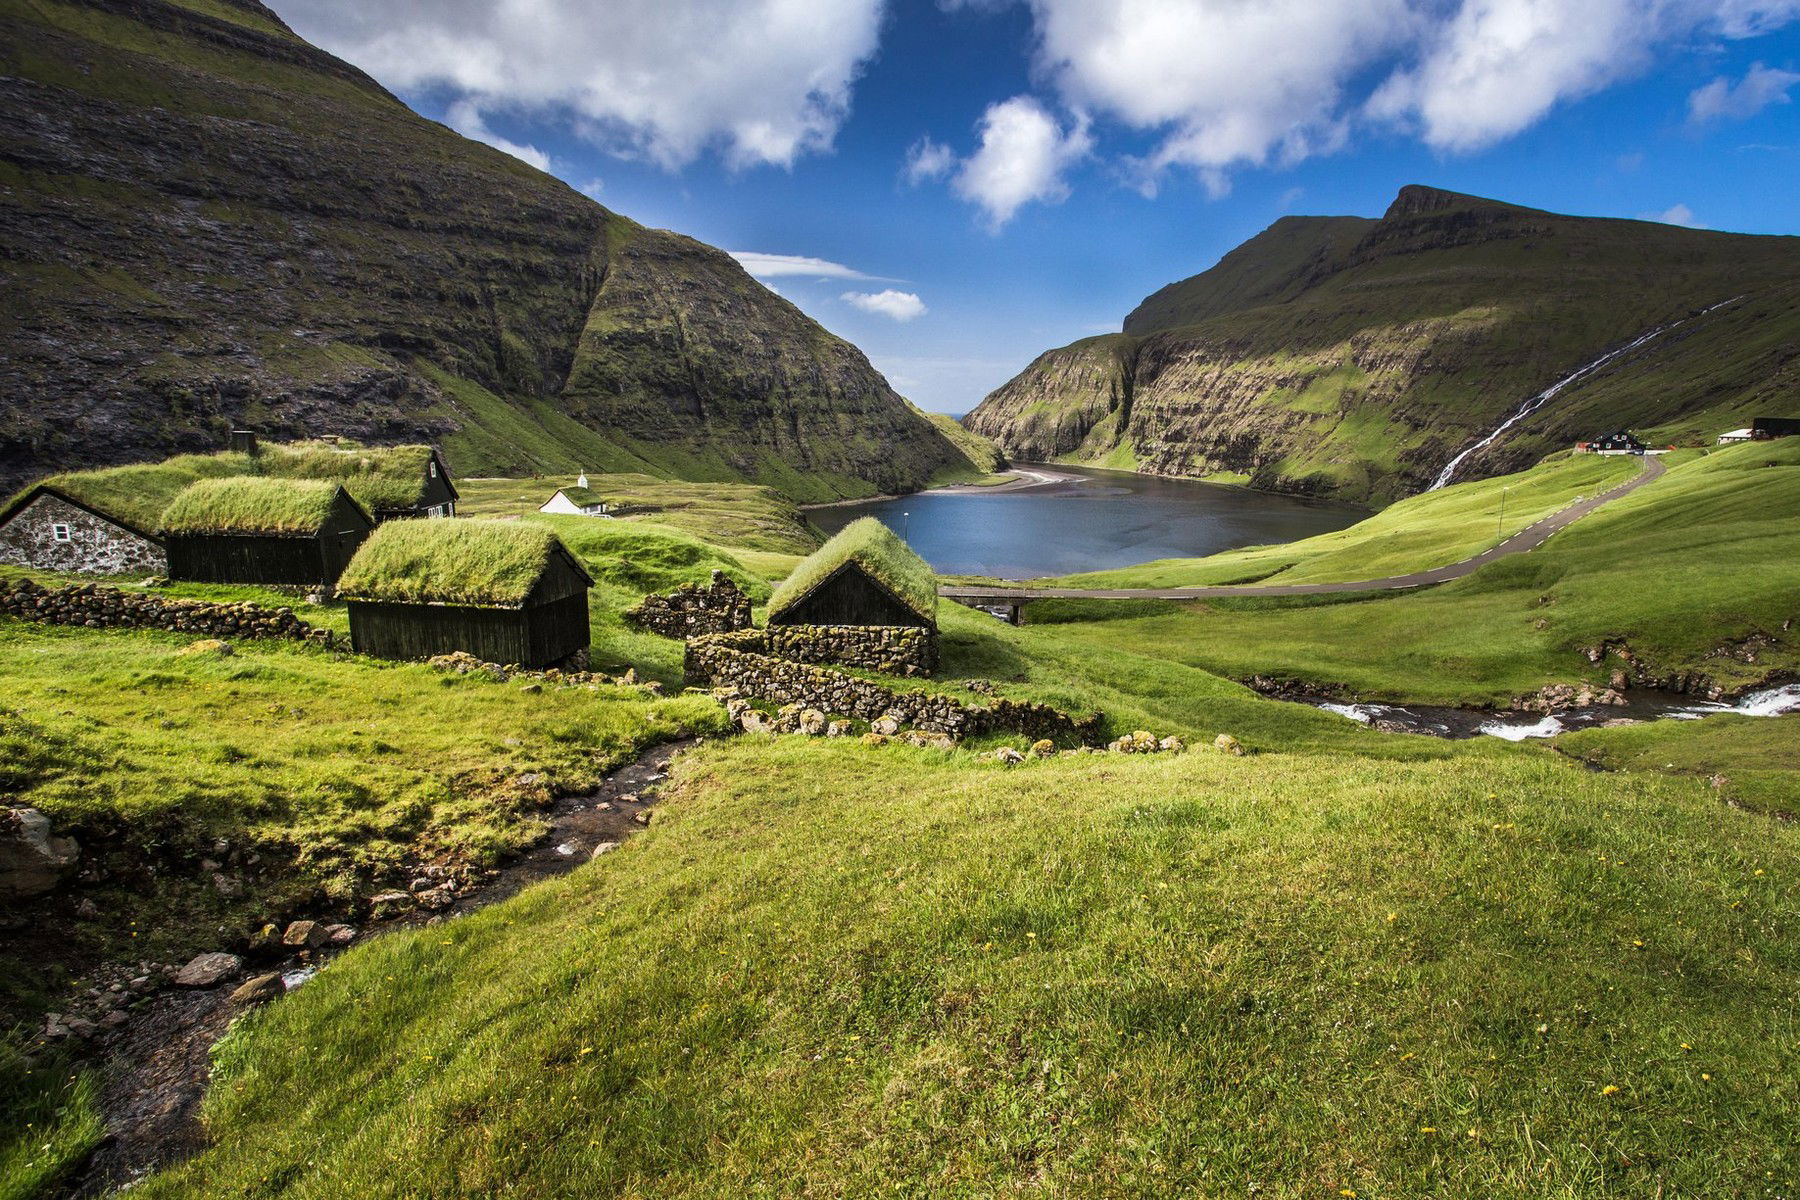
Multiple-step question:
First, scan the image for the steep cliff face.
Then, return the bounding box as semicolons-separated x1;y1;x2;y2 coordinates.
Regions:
968;187;1800;501
0;0;975;500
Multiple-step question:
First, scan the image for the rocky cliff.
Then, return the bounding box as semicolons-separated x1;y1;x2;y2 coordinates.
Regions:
0;0;978;501
967;186;1800;501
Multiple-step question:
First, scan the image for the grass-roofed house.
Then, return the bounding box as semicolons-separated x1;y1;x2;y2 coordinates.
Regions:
337;520;593;668
163;478;374;587
765;517;938;675
259;441;459;520
0;453;254;575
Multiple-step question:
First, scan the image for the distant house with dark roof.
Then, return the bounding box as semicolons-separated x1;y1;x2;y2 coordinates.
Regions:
163;478;374;587
1751;417;1800;440
0;484;166;575
1576;430;1646;455
337;520;593;668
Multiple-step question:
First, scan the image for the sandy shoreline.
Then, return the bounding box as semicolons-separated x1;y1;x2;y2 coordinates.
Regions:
799;465;1081;510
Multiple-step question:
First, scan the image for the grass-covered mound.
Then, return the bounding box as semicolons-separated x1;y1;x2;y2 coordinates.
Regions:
338;521;572;608
136;737;1798;1196
768;517;936;623
160;477;348;535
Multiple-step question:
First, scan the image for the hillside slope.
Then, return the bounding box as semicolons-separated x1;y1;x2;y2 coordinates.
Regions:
966;186;1800;502
0;0;975;501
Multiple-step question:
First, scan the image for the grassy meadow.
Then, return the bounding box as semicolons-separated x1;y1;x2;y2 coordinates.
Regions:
5;438;1798;1199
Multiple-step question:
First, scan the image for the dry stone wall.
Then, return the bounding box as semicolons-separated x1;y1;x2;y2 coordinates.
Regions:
0;492;165;575
0;577;330;644
767;623;937;676
686;630;1098;743
625;571;753;638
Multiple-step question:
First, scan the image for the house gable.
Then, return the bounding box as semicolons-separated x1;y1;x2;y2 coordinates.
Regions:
0;489;166;575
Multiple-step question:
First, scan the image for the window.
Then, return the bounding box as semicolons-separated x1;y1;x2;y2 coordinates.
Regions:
429;461;438;478
51;523;71;543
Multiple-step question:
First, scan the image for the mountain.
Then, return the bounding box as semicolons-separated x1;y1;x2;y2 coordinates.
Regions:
966;186;1800;501
0;0;982;501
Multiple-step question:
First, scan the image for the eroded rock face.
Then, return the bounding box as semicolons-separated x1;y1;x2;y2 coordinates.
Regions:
0;807;79;900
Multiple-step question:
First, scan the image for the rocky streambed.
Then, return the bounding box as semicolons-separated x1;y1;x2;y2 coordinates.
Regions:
30;737;697;1196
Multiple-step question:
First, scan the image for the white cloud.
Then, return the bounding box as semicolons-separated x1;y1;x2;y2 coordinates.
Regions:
953;96;1092;228
730;251;883;281
445;99;553;171
842;289;928;320
1010;0;1800;191
904;136;957;184
1688;61;1800;124
1641;202;1705;226
271;0;884;170
576;178;605;199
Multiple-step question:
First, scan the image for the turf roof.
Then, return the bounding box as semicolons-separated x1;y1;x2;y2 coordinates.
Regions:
767;516;936;623
17;453;258;532
161;477;350;535
260;442;442;511
337;519;578;607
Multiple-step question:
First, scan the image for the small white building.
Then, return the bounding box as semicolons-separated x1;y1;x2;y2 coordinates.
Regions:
538;474;611;518
1717;428;1754;445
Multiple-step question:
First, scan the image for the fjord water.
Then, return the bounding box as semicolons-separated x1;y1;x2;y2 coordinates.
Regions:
809;465;1368;578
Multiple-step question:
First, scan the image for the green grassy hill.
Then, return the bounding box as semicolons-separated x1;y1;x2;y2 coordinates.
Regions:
965;186;1800;502
0;0;978;502
5;430;1797;1197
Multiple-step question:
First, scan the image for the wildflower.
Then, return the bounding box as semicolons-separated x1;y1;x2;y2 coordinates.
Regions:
1467;1128;1480;1139
579;1047;594;1056
1386;912;1397;922
1601;1085;1620;1096
1340;1191;1357;1197
1754;869;1765;876
1701;1073;1711;1081
1026;932;1037;939
1420;1126;1437;1134
1680;1043;1691;1051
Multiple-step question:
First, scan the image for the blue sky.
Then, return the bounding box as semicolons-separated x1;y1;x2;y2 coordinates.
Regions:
273;0;1800;414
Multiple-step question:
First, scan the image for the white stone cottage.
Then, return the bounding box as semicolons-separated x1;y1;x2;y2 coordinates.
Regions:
0;485;166;575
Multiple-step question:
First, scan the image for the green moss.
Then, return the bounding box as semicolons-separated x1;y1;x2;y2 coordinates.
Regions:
258;442;437;512
338;520;572;608
161;477;346;535
24;453;255;531
767;517;936;624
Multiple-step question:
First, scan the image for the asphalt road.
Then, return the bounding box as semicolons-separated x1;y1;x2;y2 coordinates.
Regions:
939;456;1665;605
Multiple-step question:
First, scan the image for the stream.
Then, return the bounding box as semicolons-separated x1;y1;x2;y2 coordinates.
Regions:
1302;682;1800;740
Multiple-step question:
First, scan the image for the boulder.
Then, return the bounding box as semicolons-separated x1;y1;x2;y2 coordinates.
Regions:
173;951;242;988
230;973;284;1006
798;708;827;735
282;920;325;949
1213;733;1246;756
1158;736;1186;754
0;807;80;900
826;719;853;738
994;746;1025;765
1030;739;1056;758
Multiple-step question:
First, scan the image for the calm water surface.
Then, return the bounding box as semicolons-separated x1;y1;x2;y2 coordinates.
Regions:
809;465;1369;579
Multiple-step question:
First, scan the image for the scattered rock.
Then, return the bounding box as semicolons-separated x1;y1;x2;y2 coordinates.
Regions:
230;974;284;1006
871;715;902;736
0;806;80;900
1213;734;1246;756
994;746;1025;765
826;719;853;738
368;891;414;918
632;810;653;826
322;924;356;945
1030;739;1056;758
798;708;827;735
173;952;241;988
177;639;233;657
281;920;324;949
415;886;455;910
589;842;620;860
1158;736;1186;753
519;682;542;695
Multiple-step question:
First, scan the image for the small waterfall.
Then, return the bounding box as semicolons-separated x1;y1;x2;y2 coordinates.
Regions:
1428;296;1744;491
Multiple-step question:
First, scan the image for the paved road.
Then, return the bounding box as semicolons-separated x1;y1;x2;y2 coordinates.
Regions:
939;456;1664;606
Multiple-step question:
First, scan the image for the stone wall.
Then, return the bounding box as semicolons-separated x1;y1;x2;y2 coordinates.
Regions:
0;492;166;575
686;630;1098;743
0;577;330;644
767;623;938;676
624;570;753;639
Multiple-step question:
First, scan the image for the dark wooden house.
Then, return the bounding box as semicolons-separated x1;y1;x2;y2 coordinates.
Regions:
1577;430;1646;454
767;518;936;630
336;520;592;667
1752;417;1800;440
162;478;373;587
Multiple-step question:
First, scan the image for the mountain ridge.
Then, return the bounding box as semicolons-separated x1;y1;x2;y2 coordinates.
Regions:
0;0;981;500
970;185;1800;501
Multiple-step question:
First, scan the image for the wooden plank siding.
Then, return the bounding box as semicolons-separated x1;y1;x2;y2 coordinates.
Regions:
767;562;932;628
166;492;372;586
